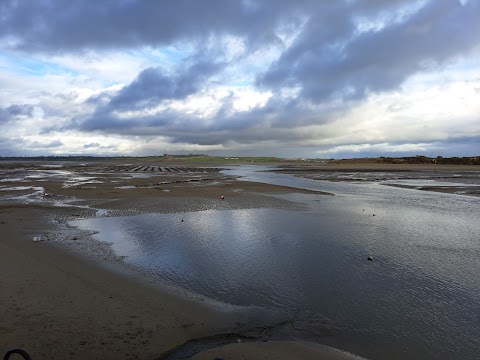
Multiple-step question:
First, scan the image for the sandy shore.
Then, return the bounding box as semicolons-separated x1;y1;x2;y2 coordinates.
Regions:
191;341;365;360
1;162;358;360
1;207;242;360
1;211;364;360
2;160;479;359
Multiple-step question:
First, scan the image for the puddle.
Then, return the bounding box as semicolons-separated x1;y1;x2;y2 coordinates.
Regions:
0;178;25;182
63;180;104;188
0;186;44;192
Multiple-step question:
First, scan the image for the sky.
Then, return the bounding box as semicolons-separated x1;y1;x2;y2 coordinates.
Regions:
0;0;479;158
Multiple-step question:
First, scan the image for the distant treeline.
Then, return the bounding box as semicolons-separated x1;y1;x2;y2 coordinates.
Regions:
0;156;117;161
334;156;480;165
0;154;206;161
1;154;479;165
0;154;282;163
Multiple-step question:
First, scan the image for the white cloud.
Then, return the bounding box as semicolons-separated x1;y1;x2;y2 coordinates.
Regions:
1;1;479;157
317;142;433;155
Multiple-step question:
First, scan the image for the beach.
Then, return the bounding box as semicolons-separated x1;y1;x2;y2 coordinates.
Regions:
1;161;479;359
0;161;358;360
1;206;229;359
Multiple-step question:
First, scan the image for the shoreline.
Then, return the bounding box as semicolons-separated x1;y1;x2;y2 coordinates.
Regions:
1;163;356;359
3;162;479;359
5;206;340;360
1;206;239;359
273;164;480;197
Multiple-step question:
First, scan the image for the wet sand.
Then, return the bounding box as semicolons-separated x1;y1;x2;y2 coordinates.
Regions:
1;162;347;360
191;341;365;360
4;160;477;359
274;163;480;197
1;207;236;359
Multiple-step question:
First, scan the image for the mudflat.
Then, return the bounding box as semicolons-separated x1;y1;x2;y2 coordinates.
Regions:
274;162;480;197
2;160;478;359
0;161;345;360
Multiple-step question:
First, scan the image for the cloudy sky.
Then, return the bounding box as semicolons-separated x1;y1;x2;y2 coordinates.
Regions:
1;0;479;158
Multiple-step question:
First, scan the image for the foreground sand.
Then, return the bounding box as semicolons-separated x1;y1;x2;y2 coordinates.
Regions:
1;162;360;360
192;341;364;360
3;160;480;359
1;207;238;359
1;211;365;360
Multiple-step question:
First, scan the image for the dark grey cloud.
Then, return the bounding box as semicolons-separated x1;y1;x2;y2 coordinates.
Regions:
0;1;415;53
83;142;117;150
0;0;302;52
0;104;34;123
259;0;480;101
0;137;64;156
4;0;477;107
30;140;64;148
70;94;334;148
74;63;338;136
74;53;228;133
3;0;479;157
109;60;225;110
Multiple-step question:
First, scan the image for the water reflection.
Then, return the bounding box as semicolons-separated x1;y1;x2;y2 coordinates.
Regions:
70;166;480;360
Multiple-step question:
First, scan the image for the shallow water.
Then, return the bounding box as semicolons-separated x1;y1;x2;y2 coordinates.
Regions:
383;178;480;187
70;166;480;360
